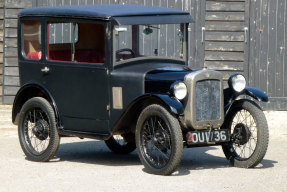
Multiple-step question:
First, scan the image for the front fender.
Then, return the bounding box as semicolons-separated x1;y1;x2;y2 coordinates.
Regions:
224;86;268;114
244;86;268;102
110;93;184;133
149;94;184;115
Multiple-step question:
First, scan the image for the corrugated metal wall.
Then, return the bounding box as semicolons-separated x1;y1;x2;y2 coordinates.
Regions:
249;0;287;110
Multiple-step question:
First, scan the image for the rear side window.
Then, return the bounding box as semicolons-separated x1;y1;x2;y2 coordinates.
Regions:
22;20;42;60
47;21;105;65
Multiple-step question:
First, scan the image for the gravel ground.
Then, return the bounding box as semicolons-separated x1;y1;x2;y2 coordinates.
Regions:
0;105;286;192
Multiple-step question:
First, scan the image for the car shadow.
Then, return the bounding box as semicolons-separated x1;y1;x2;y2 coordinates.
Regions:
254;159;278;169
172;147;278;176
53;140;140;166
53;140;277;175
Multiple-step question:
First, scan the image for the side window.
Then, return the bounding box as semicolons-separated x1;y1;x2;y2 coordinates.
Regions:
23;20;42;60
47;22;76;62
47;21;105;64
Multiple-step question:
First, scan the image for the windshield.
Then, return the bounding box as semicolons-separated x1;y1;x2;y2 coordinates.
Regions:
114;24;186;64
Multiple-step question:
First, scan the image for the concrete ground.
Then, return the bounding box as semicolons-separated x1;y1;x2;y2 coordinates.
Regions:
0;105;286;192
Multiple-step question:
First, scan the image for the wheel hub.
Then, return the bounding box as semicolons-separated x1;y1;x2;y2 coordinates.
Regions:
32;120;49;140
233;123;251;145
152;130;169;151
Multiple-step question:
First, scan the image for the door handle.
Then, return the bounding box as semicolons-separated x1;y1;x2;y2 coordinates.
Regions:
41;66;50;73
201;27;205;43
244;27;248;43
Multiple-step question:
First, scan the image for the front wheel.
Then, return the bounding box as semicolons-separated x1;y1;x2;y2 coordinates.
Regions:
18;97;60;162
222;100;269;168
136;104;183;175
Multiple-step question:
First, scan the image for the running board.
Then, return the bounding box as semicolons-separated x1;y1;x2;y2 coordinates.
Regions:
58;128;111;140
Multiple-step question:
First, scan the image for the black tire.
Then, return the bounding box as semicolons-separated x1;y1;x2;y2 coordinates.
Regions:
222;100;269;168
18;97;60;162
105;135;136;154
136;104;183;175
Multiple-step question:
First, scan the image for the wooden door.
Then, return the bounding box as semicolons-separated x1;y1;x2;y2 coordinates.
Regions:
203;0;250;82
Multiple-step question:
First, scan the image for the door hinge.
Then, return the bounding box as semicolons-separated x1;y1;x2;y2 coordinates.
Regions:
244;27;248;43
201;27;205;43
107;104;111;111
106;69;110;75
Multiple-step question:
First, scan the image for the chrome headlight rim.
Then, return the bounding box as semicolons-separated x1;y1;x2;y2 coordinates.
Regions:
171;81;187;100
228;74;246;93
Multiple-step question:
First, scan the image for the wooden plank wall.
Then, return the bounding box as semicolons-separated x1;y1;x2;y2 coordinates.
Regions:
249;0;287;110
204;0;248;81
2;0;32;104
0;0;3;103
2;0;287;110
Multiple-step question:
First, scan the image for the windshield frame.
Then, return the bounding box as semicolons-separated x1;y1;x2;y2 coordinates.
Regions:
112;23;189;68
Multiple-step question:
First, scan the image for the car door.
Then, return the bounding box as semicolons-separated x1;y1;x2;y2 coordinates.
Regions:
42;19;110;134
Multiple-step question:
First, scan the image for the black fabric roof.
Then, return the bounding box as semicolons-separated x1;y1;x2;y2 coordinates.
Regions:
19;4;194;25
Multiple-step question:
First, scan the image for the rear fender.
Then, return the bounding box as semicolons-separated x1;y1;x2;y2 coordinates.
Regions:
12;83;60;125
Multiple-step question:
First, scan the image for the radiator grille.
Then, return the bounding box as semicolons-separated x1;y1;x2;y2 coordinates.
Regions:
195;80;221;122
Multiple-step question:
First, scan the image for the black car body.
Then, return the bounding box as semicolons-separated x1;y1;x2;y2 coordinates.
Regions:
13;5;269;175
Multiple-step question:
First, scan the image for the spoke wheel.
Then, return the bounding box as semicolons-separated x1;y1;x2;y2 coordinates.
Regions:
24;108;50;154
136;104;183;175
141;116;172;169
222;100;269;168
18;97;60;162
105;135;136;154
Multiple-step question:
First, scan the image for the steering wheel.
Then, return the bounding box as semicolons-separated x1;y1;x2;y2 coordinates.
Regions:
116;48;136;61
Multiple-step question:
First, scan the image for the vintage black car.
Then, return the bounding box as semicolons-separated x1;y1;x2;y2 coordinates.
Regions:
12;4;269;175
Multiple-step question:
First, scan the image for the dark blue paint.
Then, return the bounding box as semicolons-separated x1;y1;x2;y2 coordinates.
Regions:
244;86;269;102
150;94;184;115
224;86;269;115
12;82;60;125
110;61;188;129
126;93;184;115
145;66;191;93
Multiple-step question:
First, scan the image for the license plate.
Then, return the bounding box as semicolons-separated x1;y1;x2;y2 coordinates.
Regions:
186;129;230;145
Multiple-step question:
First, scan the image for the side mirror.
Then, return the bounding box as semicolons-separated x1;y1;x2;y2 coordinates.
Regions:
143;27;153;35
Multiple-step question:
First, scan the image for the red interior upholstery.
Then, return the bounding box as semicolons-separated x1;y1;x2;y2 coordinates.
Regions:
49;50;72;61
75;50;104;63
26;51;42;60
49;50;104;64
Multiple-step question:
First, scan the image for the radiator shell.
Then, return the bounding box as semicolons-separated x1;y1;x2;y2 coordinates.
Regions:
183;69;224;130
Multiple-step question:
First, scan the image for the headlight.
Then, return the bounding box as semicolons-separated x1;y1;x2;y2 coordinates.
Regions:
172;82;187;100
228;74;246;92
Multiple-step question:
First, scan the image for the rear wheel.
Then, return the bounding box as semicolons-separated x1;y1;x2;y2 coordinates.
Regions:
105;135;136;154
222;100;269;168
136;104;183;175
18;97;60;162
